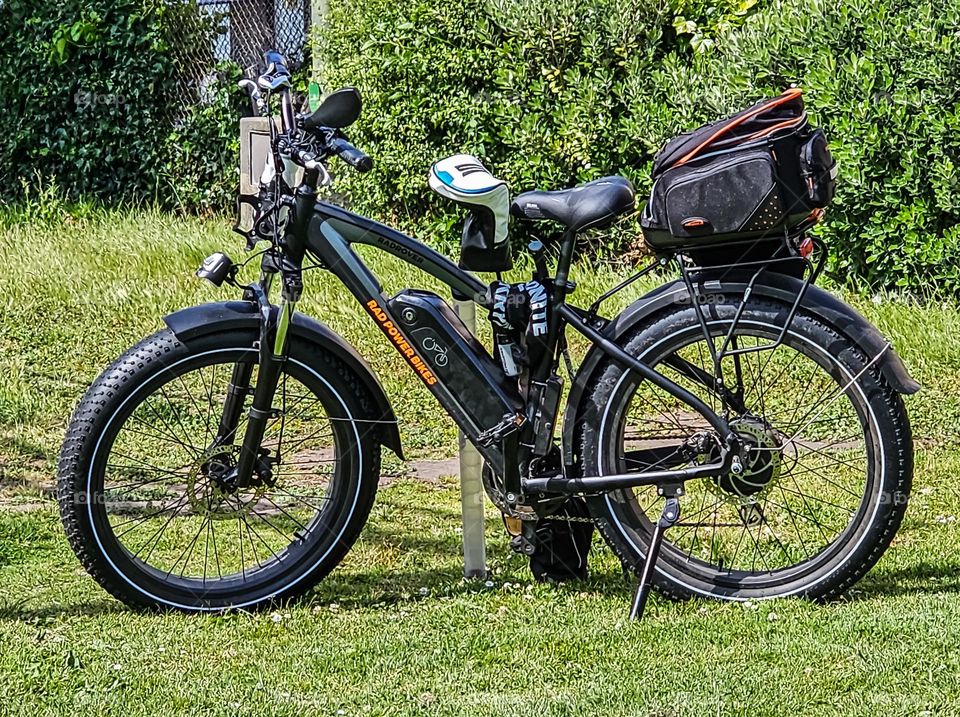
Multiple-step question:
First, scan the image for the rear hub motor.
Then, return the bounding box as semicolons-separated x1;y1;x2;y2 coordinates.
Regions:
713;417;782;498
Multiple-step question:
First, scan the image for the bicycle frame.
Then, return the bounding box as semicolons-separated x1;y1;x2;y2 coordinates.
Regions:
61;51;921;623
291;200;741;497
216;69;742;497
209;62;746;500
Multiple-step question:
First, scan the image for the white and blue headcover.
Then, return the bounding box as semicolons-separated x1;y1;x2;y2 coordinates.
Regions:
428;154;509;249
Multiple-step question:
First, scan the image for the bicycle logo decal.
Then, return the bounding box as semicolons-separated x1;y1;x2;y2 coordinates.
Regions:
422;336;449;367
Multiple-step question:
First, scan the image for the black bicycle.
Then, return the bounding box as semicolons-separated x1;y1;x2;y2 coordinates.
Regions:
59;53;918;618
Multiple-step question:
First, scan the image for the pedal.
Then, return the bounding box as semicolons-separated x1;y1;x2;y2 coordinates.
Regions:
477;413;524;447
509;521;537;556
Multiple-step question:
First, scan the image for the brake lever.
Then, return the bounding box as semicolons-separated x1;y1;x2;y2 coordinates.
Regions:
279;140;333;188
301;154;332;187
239;79;265;116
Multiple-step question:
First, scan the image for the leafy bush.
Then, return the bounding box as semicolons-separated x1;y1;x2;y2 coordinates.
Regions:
0;0;238;212
163;63;249;213
634;0;960;291
0;0;174;200
316;0;753;247
317;0;960;292
6;0;958;292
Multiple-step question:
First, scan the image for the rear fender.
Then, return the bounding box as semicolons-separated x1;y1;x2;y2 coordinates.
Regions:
561;276;919;468
164;301;403;459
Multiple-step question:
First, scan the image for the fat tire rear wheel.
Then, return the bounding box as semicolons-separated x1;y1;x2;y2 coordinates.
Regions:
58;328;381;612
575;297;912;602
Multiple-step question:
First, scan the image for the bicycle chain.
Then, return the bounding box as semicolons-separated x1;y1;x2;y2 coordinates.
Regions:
497;506;597;523
502;508;597;523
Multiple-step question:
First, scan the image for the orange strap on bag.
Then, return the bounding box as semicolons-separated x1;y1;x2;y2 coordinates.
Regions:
674;87;804;167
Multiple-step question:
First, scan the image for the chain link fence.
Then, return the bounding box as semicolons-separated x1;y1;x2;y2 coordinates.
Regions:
172;0;313;116
197;0;311;73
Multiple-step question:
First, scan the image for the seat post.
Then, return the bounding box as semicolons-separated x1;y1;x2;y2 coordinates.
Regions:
553;228;578;303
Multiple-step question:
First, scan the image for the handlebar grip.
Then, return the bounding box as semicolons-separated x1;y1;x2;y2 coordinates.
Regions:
329;137;373;173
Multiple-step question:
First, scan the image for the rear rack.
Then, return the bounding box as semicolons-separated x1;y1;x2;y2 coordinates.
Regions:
677;232;826;392
584;229;826;420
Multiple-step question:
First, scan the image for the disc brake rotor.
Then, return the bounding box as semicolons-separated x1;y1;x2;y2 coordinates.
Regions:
186;447;268;520
711;417;783;502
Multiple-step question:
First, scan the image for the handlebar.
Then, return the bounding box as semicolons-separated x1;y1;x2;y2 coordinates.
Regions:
282;132;373;178
328;137;373;173
242;50;373;191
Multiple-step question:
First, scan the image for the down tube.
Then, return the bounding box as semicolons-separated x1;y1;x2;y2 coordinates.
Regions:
306;213;509;474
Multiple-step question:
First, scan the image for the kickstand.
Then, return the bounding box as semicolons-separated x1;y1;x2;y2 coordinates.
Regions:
629;485;683;620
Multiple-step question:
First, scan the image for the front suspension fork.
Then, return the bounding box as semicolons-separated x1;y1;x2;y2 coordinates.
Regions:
220;177;313;488
212;271;276;452
216;362;253;446
210;260;297;489
231;297;295;488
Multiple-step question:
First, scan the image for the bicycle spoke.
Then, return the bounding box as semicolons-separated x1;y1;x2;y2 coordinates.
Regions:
613;318;871;580
128;493;191;555
99;355;340;585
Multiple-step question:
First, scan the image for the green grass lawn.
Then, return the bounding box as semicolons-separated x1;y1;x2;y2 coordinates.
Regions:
3;206;960;715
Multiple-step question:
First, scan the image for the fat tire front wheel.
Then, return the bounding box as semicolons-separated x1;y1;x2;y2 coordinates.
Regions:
58;328;381;612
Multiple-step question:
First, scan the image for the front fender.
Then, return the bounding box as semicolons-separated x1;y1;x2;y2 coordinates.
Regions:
164;301;403;459
561;276;919;468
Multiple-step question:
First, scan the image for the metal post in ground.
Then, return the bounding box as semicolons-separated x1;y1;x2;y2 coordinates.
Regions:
454;299;488;578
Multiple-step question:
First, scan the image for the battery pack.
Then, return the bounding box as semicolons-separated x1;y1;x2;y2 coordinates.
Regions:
386;290;523;475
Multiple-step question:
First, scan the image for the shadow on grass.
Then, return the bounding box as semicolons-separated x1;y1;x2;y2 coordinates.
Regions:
306;561;633;610
357;524;479;558
850;560;960;600
0;430;58;503
0;598;125;621
0;565;633;620
0;430;54;464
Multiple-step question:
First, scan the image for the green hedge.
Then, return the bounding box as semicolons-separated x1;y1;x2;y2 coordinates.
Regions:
0;0;244;211
641;0;960;291
316;0;752;245
5;0;958;292
318;0;960;292
1;0;175;200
